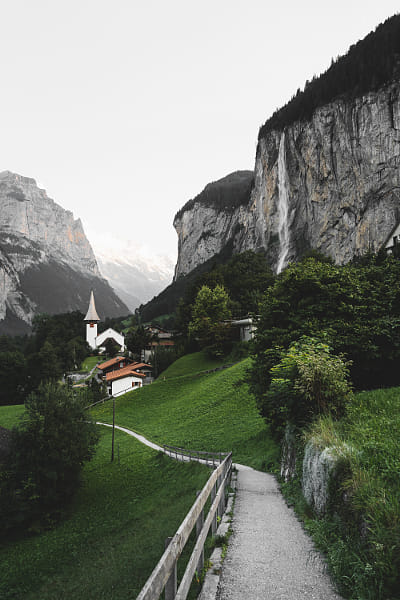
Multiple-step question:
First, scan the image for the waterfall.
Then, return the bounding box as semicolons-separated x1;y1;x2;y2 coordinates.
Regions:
276;131;290;274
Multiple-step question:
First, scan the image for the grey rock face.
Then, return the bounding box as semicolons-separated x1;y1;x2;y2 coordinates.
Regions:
173;171;255;279
0;171;99;275
253;81;400;270
0;171;128;332
174;82;400;276
302;441;337;516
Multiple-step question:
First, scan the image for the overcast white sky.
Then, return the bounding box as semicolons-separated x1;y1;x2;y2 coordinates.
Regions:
0;1;399;264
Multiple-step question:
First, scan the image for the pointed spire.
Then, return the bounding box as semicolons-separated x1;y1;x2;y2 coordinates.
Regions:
84;290;100;322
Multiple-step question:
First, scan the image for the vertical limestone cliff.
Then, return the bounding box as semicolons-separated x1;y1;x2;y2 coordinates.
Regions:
173;81;400;277
173;171;256;279
253;81;400;271
0;171;99;275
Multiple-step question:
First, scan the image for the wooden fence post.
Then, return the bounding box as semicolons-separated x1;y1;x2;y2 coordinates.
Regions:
211;481;217;534
195;491;205;574
164;537;177;600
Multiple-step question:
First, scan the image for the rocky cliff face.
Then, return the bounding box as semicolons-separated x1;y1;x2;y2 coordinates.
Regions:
173;171;255;278
252;80;400;271
174;81;400;277
0;171;128;334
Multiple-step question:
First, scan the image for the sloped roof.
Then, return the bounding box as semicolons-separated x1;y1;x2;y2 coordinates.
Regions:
84;290;100;322
130;362;153;370
95;328;124;347
97;356;126;371
106;364;146;382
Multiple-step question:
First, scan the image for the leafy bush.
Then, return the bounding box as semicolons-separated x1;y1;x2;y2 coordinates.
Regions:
0;382;99;534
258;337;352;438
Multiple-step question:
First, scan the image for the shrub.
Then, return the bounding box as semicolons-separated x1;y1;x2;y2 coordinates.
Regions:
0;382;99;535
259;337;353;438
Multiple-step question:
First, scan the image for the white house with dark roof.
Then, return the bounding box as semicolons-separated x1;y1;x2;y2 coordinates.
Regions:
84;291;125;352
105;364;145;396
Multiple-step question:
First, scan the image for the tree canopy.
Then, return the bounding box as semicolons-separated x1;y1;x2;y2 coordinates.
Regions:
188;285;232;357
259;14;400;136
250;254;400;404
0;382;99;534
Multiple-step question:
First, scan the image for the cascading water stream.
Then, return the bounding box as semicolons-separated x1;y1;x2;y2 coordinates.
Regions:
276;131;290;274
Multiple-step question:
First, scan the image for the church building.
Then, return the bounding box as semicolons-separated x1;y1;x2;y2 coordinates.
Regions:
84;291;125;352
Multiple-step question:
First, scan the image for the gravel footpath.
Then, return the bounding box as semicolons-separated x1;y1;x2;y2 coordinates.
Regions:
216;464;344;600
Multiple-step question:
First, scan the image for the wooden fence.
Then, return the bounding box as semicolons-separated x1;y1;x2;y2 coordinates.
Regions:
137;449;232;600
163;444;230;467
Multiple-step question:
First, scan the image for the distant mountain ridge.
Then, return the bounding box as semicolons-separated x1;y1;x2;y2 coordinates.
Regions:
95;249;174;312
0;171;129;334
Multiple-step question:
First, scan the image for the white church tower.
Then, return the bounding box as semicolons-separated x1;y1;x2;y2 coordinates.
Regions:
84;290;100;349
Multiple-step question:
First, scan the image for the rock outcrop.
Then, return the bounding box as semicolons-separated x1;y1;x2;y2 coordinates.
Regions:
173;171;255;279
0;171;128;334
174;81;400;277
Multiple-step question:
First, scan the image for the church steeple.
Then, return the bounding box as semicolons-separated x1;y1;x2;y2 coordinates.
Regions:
84;290;100;322
84;290;100;349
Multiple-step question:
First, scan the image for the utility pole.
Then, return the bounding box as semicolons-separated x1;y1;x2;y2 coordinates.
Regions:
111;395;115;462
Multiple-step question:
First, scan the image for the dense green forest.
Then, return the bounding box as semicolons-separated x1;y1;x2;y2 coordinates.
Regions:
259;13;400;136
139;249;273;326
0;312;89;405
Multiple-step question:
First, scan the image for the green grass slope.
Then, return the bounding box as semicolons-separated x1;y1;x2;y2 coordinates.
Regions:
0;404;25;429
92;355;279;471
290;386;400;600
1;352;278;599
0;428;209;600
160;350;226;379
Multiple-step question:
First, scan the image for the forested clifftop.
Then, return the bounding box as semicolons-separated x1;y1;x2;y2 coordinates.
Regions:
173;14;400;277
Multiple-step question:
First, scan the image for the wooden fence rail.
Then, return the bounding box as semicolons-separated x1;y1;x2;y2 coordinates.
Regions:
137;451;232;600
163;445;230;467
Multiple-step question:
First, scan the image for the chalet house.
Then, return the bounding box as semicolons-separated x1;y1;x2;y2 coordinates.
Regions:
97;356;132;377
230;317;256;342
130;362;153;382
142;325;174;362
105;364;146;397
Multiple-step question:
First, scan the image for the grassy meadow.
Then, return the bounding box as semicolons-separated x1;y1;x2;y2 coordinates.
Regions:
0;404;25;429
0;426;210;599
92;354;279;471
80;356;100;372
0;352;277;599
